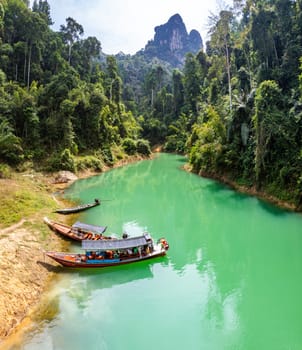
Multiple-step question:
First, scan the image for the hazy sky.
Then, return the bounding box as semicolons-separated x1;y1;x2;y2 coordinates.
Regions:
37;0;232;55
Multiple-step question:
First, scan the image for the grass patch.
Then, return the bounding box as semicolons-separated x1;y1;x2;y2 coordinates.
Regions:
0;175;57;228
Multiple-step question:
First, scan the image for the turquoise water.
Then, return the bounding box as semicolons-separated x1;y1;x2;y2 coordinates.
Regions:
9;153;302;349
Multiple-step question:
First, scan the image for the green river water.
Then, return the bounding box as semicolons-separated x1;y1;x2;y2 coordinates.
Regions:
8;153;302;349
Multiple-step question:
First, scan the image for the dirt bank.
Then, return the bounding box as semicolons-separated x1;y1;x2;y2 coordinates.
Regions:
0;168;73;344
0;220;62;340
0;154;151;345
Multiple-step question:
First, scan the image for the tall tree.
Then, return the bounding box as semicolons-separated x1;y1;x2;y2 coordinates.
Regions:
105;55;122;105
253;80;285;188
172;69;184;117
183;53;201;119
32;0;52;25
72;36;101;80
208;9;234;112
60;17;84;64
24;11;48;89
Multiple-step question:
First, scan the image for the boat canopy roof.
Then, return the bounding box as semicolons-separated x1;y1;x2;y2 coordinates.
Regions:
82;234;152;250
72;222;107;234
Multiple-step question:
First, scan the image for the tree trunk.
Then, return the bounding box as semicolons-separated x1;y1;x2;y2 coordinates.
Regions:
68;44;72;64
27;44;32;90
225;40;232;112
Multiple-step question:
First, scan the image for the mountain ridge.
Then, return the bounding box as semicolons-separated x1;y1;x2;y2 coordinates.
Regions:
138;13;203;67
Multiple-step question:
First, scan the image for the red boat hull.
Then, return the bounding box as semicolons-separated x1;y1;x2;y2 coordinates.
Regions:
46;250;166;268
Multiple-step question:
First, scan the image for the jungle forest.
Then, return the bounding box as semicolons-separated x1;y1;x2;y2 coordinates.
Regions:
0;0;302;209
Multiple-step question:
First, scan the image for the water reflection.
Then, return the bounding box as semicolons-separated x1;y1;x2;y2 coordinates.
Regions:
68;262;154;298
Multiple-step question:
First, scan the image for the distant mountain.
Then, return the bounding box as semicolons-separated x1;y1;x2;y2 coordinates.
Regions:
138;14;203;67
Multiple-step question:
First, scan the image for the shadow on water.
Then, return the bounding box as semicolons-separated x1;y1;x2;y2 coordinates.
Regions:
257;198;291;216
175;156;187;165
198;177;292;218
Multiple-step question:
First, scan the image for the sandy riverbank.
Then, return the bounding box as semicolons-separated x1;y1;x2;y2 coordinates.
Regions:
0;219;62;340
0;173;72;344
0;154;150;346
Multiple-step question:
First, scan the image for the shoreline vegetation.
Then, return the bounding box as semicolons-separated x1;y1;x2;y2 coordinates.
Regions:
0;152;300;347
183;163;299;213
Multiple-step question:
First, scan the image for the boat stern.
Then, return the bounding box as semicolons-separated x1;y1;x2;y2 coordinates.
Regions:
157;238;169;251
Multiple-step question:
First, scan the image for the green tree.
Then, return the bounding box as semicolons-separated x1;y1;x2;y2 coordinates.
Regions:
60;17;84;64
172;69;184;117
105;55;122;105
32;0;52;25
208;9;234;112
188;106;226;173
253;80;286;188
0;119;23;164
24;11;48;89
183;53;201;119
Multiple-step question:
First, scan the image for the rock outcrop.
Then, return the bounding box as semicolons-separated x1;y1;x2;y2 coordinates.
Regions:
141;14;203;67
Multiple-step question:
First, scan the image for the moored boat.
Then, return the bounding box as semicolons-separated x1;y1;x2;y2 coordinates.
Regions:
54;198;100;214
43;216;112;241
45;234;169;268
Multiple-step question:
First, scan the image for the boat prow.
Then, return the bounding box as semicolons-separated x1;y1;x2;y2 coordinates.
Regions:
54;198;100;215
43;216;110;241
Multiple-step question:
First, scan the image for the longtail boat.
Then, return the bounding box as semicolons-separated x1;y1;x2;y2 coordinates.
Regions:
43;217;112;241
54;198;100;214
45;234;169;268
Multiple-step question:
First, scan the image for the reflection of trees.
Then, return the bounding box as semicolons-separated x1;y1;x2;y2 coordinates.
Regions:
196;260;241;339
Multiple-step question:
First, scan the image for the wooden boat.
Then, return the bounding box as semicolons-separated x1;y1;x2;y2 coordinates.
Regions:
45;234;169;268
54;198;100;214
43;217;112;241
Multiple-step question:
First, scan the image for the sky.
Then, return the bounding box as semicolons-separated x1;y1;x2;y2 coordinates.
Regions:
33;0;232;55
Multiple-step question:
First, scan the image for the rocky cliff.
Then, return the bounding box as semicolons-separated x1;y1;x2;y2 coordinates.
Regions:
141;14;203;67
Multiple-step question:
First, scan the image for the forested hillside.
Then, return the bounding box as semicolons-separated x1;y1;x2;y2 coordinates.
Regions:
119;0;302;209
0;0;302;209
0;0;151;175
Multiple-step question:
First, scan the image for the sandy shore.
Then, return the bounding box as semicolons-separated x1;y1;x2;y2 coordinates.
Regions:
0;219;62;341
0;154;149;346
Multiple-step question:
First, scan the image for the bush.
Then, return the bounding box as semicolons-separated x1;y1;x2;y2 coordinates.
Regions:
122;138;137;155
101;147;114;166
0;164;11;179
136;139;151;156
111;144;124;160
60;149;76;172
0;120;24;165
76;156;103;171
164;138;186;153
46;149;76;172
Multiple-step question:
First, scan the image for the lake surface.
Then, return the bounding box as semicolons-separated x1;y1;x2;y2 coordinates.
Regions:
7;153;302;349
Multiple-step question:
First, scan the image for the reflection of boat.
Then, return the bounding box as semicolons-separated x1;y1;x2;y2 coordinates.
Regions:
45;234;169;268
64;263;156;310
43;217;111;241
54;198;100;214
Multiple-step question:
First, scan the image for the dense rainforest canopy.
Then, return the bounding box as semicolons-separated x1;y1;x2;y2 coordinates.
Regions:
0;0;302;208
